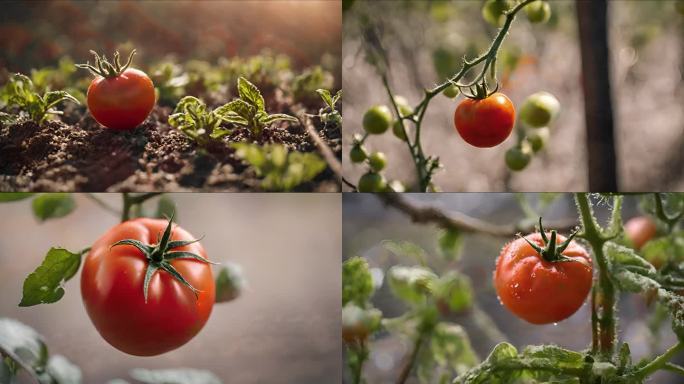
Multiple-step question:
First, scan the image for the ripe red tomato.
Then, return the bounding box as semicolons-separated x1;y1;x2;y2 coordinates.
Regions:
86;68;155;130
454;93;515;148
81;218;215;356
625;216;657;250
494;232;592;324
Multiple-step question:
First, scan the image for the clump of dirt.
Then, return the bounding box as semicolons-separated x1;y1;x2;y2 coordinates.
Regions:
0;104;341;192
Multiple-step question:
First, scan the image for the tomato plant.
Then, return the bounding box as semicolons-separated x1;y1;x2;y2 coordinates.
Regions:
345;0;561;191
76;50;155;130
344;193;684;383
454;92;515;148
81;216;215;356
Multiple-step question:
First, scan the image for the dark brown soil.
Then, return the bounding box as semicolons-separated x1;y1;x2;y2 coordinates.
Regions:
0;104;341;192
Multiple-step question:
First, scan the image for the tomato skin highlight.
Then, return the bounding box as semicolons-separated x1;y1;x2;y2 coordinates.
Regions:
494;232;592;324
81;218;215;356
86;68;155;130
454;93;515;148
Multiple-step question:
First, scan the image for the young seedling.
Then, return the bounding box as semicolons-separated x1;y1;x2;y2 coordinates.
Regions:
219;77;298;138
0;73;79;125
231;142;326;191
315;88;342;128
168;96;234;146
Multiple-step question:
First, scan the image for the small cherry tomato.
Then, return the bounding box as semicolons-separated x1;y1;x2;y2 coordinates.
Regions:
494;225;592;324
454;92;515;148
526;127;550;152
358;172;386;192
350;144;368;163
519;91;560;128
368;152;387;172
482;0;513;27
505;145;531;171
625;216;657;250
442;84;460;99
525;0;551;24
393;120;408;141
77;50;155;130
363;105;392;134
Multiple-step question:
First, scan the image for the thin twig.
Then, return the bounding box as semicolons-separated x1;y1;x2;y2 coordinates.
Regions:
297;111;342;185
85;193;120;217
396;326;429;384
343;177;358;191
377;193;577;237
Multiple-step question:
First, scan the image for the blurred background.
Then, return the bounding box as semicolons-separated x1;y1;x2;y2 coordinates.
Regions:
342;0;684;192
0;0;341;77
0;193;340;383
343;193;683;383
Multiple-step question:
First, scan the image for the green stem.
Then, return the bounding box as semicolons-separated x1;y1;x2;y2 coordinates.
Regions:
635;342;684;379
664;362;684;376
348;344;369;384
85;193;120;217
121;192;163;222
653;193;684;234
377;0;533;192
575;193;616;357
396;324;431;384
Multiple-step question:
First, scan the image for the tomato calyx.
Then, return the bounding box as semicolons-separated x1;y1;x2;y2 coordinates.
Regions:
519;218;582;264
76;49;137;78
460;80;500;101
110;215;216;303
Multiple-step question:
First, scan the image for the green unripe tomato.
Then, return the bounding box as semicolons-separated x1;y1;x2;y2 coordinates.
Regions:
368;152;387;172
525;0;551;24
362;105;392;134
392;120;408;141
349;144;367;163
442;84;460;99
393;96;413;117
519;91;560;128
526;127;550;152
482;0;512;27
505;145;531;171
358;172;386;192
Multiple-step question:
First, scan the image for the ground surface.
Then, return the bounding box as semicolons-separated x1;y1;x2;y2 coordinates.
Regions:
0;194;341;383
0;102;341;192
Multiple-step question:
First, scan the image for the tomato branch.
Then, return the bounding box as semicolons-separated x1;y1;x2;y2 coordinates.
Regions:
396;322;431;384
635;341;684;379
85;193;120;217
377;192;577;237
121;192;163;222
653;193;684;233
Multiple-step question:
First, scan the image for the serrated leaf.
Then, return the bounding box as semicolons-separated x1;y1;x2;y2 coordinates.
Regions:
32;193;76;222
0;193;34;202
237;77;264;111
43;91;79;107
343;257;374;306
173;96;203;114
19;248;82;306
46;355;81;384
214;99;253;121
0;318;48;376
130;368;223;384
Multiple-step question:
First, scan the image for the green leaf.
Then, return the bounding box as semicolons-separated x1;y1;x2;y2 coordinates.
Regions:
0;318;49;377
433;271;473;312
215;261;246;303
43;91;79;108
172;96;203;114
343;257;374;306
316;89;333;108
437;228;462;261
0;193;34;202
155;195;176;221
130;368;223;384
262;113;298;125
419;323;478;380
46;355;82;384
237;77;264;111
387;265;437;304
19;248;83;306
214;99;253;122
32;193;76;222
382;240;428;265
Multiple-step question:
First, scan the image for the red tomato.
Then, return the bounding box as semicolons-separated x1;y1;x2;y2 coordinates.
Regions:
87;68;155;130
494;232;592;324
81;218;215;356
454;92;515;148
624;216;657;250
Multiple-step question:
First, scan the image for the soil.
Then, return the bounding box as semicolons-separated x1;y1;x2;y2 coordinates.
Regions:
0;102;341;192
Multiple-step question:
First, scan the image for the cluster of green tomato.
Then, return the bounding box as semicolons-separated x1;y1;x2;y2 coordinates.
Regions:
483;0;551;27
349;95;415;192
504;91;560;171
